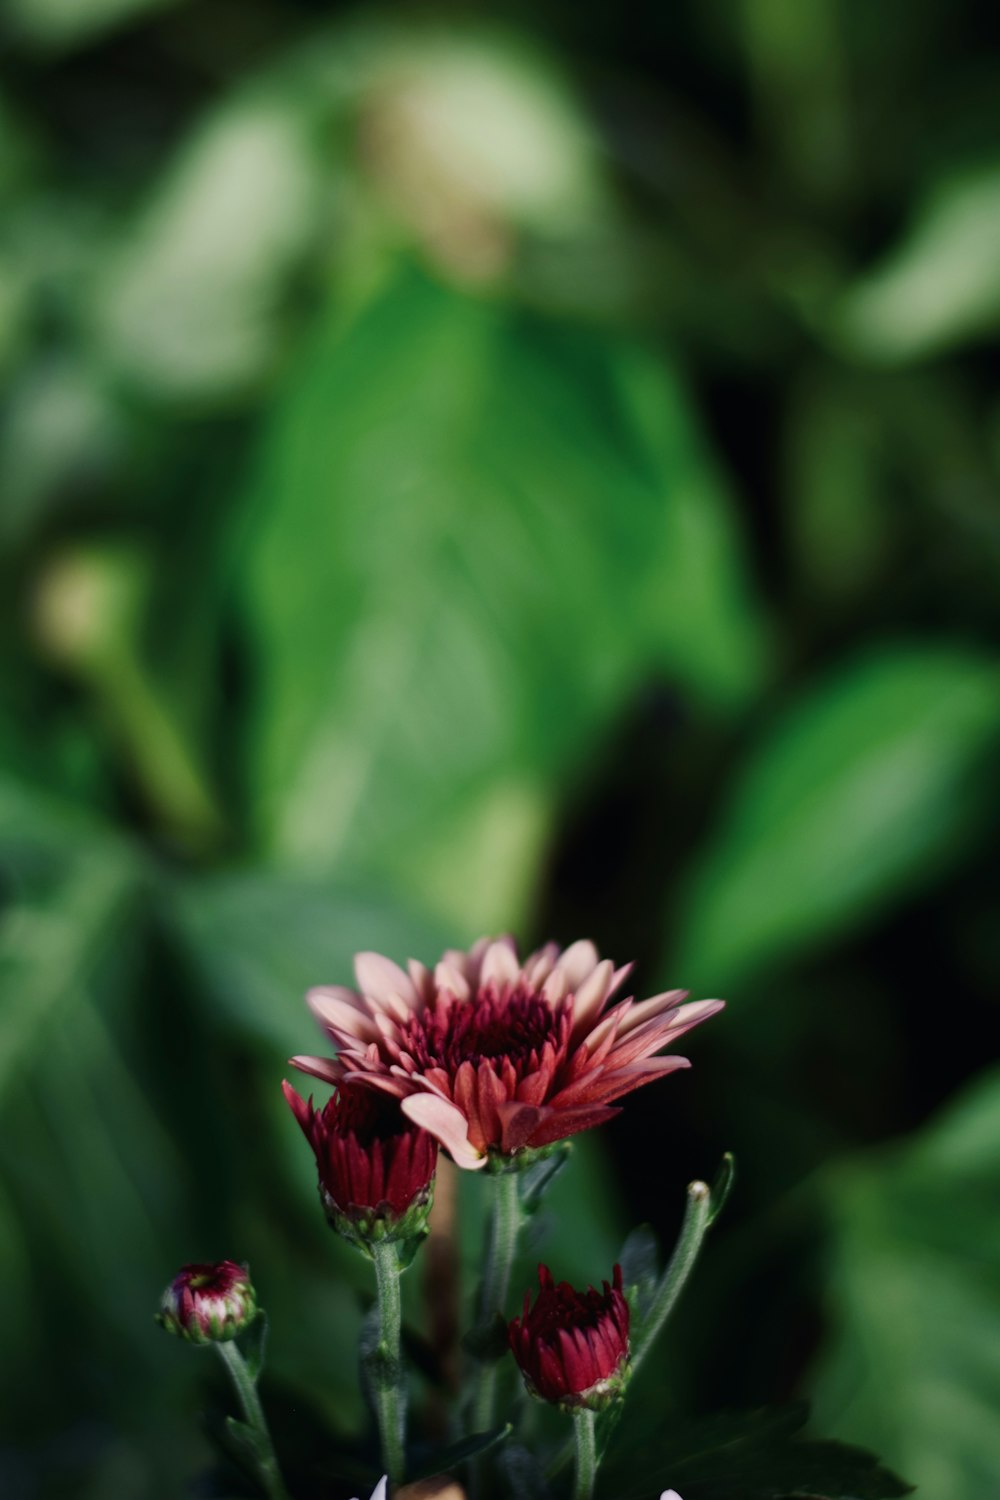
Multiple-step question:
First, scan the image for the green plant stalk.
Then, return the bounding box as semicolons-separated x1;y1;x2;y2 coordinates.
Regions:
215;1339;290;1500
631;1179;712;1377
370;1239;406;1486
470;1169;522;1433
572;1408;598;1500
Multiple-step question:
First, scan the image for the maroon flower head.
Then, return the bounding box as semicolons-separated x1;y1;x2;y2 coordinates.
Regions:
509;1263;630;1411
283;1079;438;1243
158;1260;256;1344
292;937;724;1171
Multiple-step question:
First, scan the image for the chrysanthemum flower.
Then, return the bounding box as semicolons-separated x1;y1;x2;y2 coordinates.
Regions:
283;1080;438;1244
509;1263;630;1411
157;1260;257;1344
292;937;723;1170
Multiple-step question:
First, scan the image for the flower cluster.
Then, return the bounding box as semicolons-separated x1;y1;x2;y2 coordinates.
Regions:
292;936;722;1171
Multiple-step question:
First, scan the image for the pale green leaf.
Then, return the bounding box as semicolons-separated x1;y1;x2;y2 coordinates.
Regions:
810;1067;1000;1500
673;645;1000;989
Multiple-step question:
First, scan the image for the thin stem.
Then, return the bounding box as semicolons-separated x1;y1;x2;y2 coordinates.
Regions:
470;1169;522;1433
215;1340;289;1500
370;1239;406;1487
631;1180;712;1377
572;1408;597;1500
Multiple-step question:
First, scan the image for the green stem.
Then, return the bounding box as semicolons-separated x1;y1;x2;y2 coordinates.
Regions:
572;1408;597;1500
370;1239;406;1487
470;1169;522;1433
631;1179;712;1377
216;1340;290;1500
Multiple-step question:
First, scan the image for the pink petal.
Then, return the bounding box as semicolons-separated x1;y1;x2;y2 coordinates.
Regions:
481;938;521;988
615;988;689;1036
354;952;418;1009
401;1093;486;1170
523;942;560;987
342;1069;408;1099
570;959;615;1038
407;958;434;1001
289;1054;344;1084
434;959;470;1001
554;939;600;990
307;987;381;1043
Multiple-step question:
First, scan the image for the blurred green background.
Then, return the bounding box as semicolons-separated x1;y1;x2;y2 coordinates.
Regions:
2;2;1000;1496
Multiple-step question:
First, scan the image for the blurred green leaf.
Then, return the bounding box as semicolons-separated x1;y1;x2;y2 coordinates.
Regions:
673;645;1000;989
832;161;1000;363
810;1066;1000;1499
3;0;178;50
173;867;452;1053
240;266;767;929
93;93;325;401
600;1402;912;1500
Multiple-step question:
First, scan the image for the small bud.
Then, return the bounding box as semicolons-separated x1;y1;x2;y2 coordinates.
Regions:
157;1260;257;1344
509;1263;630;1413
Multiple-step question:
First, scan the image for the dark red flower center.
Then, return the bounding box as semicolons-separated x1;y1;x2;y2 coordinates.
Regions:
399;982;569;1077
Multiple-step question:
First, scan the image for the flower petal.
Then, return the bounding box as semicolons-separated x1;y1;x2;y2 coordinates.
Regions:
570;959;615;1038
308;987;382;1043
354;952;418;1009
554;939;600;990
289;1053;344;1084
481;937;521;989
401;1092;487;1170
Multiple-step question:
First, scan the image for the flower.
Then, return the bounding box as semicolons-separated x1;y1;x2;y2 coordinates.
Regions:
283;1080;438;1244
661;1492;683;1499
157;1260;257;1344
292;937;723;1170
508;1263;630;1411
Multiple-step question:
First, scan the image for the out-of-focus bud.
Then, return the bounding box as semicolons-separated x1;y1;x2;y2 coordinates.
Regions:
509;1263;630;1413
157;1260;257;1344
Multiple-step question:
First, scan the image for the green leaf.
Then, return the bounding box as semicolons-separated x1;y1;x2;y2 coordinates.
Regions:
172;867;452;1053
673;645;1000;989
221;1415;272;1477
241;1311;269;1384
599;1405;912;1500
239;265;768;930
810;1066;1000;1500
519;1142;573;1215
93;91;324;401
408;1422;512;1481
618;1223;660;1322
831;162;1000;363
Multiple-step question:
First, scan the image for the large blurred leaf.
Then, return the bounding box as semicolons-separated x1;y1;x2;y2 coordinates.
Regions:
173;866;452;1052
240;267;767;928
3;0;177;49
809;1067;1000;1498
672;645;1000;989
832;161;1000;363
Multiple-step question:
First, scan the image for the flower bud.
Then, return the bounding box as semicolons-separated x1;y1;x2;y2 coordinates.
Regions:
509;1263;630;1412
157;1260;257;1344
283;1080;437;1249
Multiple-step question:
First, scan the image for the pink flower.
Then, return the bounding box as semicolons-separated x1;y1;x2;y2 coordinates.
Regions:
508;1264;630;1410
283;1080;437;1242
292;937;723;1170
157;1260;256;1344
